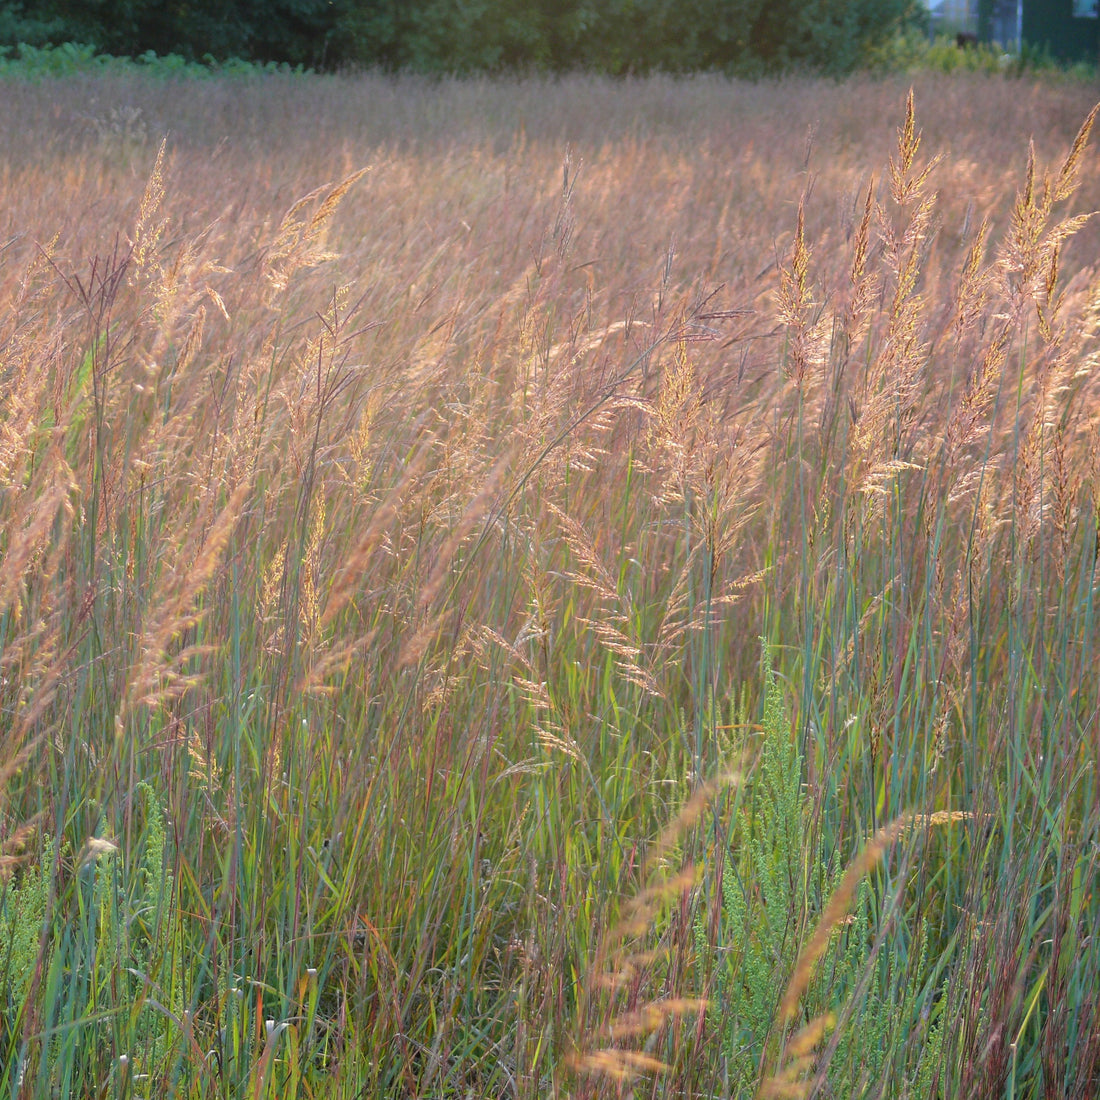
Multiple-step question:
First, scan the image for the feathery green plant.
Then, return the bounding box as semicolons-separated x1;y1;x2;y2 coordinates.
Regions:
697;649;946;1098
0;786;182;1093
699;650;804;1092
0;837;53;1029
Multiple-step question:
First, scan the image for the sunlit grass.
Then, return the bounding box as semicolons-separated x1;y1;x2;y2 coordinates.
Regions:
1;70;1099;1098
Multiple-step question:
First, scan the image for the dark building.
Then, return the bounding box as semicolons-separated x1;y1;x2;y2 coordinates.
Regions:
987;0;1022;44
1022;0;1099;61
976;0;1099;59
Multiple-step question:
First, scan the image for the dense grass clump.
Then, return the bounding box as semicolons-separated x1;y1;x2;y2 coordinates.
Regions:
1;72;1099;1098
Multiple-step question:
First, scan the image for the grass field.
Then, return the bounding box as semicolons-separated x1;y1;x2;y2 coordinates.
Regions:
2;69;1100;1098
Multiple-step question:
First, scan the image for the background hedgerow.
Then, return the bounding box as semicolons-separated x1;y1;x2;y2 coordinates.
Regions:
1;71;1099;1098
0;0;921;73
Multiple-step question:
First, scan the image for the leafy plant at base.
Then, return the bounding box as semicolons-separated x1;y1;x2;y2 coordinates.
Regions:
85;783;182;1078
696;649;945;1097
0;836;53;1058
0;784;182;1091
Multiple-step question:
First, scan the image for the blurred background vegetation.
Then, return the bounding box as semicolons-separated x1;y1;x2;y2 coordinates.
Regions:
0;0;926;74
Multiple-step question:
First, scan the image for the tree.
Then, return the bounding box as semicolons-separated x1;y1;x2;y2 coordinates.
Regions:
1;0;926;72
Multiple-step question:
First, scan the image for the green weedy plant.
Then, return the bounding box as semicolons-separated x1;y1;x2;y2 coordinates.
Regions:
0;836;54;1053
0;785;182;1092
696;652;805;1094
696;650;945;1097
82;783;182;1078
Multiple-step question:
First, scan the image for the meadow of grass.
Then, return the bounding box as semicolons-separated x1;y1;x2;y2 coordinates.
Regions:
1;69;1100;1098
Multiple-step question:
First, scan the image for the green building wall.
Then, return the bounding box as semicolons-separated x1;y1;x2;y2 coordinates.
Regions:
1022;0;1100;62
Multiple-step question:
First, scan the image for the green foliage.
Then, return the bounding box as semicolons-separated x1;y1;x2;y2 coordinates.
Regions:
0;0;66;47
746;0;918;76
873;31;1010;73
865;29;1094;78
0;787;181;1090
2;0;553;72
0;39;310;76
553;0;765;74
696;649;945;1096
0;838;53;1018
0;0;342;66
6;0;1096;76
378;0;925;75
338;0;553;73
697;652;804;1092
1;0;926;73
82;784;181;1075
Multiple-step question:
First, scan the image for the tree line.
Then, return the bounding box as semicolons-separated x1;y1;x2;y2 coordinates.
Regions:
1;0;923;74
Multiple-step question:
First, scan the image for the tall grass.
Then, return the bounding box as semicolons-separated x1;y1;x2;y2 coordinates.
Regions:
1;71;1099;1098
